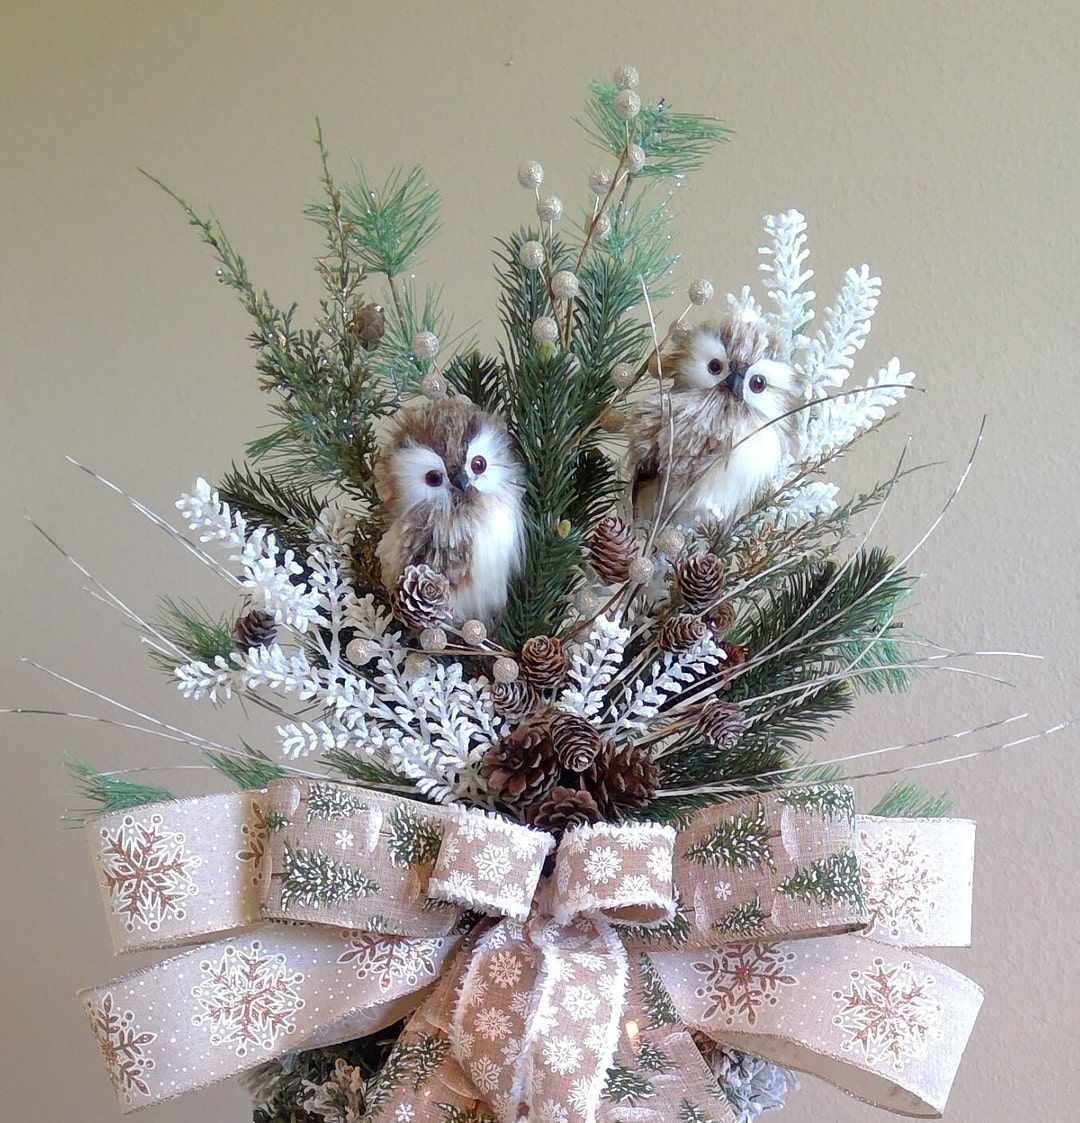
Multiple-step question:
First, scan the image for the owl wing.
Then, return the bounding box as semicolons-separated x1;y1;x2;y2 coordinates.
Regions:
629;401;667;517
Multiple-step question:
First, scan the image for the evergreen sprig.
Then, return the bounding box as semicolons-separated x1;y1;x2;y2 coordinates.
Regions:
149;597;235;673
64;757;174;820
579;81;731;180
871;781;955;818
202;743;286;790
217;465;325;551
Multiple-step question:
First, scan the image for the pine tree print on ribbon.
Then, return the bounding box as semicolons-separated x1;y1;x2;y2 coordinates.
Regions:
713;895;769;939
87;992;157;1103
364;1032;451;1117
677;1099;718;1123
683;801;776;870
638;953;680;1028
278;841;379;910
97;813;201;932
190;940;305;1057
306;781;369;822
603;1060;655;1103
617;890;691;947
386;802;443;868
778;783;856;826
778;849;864;909
638;1038;675;1073
437;1105;498;1123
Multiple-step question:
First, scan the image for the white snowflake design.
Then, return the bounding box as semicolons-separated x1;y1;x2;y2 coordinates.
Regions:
335;829;355;849
543;1035;583;1076
190;940;304;1056
583;845;622;884
714;880;734;902
469;1055;501;1095
97;813;201;932
488;950;522;988
474;1007;513;1040
475;842;512;883
336;933;443;993
833;958;941;1069
860;828;941;940
562;983;600;1021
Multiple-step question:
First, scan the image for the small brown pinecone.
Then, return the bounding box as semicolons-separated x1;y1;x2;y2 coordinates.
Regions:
677;553;725;613
519;635;569;690
583;742;659;820
720;641;749;687
349;302;386;351
659;613;707;653
490;679;537;723
697;699;747;750
390;564;451;631
550;711;603;773
233;609;277;652
707;601;737;637
528;786;602;833
479;717;560;807
588;516;638;584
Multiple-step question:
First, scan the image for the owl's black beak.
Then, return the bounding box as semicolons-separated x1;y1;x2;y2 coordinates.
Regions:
449;469;471;493
725;362;747;398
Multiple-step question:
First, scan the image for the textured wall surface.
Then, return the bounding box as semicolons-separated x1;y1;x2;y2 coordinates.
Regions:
2;2;1078;1119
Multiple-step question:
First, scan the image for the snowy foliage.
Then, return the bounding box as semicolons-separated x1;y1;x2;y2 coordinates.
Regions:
559;614;631;719
802;265;881;393
611;635;724;736
174;654;240;702
758;209;814;358
803;358;916;462
763;480;841;530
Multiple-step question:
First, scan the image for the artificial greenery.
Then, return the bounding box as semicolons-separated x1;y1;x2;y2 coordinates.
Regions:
64;757;175;821
871;781;955;818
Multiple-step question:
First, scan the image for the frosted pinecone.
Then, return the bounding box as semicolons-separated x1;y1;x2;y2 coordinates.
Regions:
695;1038;799;1122
519;635;569;690
389;564;451;631
550;711;603;772
528;786;602;833
588;516;638;584
659;613;707;653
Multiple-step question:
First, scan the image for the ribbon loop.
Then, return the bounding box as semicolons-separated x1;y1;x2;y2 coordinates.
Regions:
552;821;677;927
427;805;553;921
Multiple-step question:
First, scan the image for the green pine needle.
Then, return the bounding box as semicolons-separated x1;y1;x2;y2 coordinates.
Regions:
202;743;286;790
65;757;174;820
217;464;324;551
870;781;955;818
150;597;235;672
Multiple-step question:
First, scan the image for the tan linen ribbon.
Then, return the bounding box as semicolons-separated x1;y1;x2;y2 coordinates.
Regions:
79;923;462;1111
81;779;980;1120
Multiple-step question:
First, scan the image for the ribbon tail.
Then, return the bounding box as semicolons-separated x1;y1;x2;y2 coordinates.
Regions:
650;935;983;1118
82;924;462;1112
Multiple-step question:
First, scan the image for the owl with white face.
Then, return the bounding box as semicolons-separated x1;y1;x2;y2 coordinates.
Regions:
375;398;525;626
630;315;806;529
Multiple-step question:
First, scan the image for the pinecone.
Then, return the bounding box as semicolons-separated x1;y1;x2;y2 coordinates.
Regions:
349;302;385;351
697;700;747;750
389;564;451;631
233;609;277;652
588;516;638;584
659;613;707;653
677;553;725;613
528;786;602;833
490;679;537;723
479;716;560;808
550;711;603;772
582;742;659;820
519;635;569;690
707;601;737;637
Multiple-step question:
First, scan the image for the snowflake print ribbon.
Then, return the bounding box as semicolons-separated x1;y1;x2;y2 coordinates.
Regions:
80;780;983;1120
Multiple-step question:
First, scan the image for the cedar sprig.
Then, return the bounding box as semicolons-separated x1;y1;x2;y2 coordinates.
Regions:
870;781;955;818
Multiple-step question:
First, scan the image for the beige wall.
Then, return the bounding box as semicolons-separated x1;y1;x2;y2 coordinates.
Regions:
3;2;1078;1119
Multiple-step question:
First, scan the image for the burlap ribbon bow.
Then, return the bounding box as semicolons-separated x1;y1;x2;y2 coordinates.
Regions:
81;779;982;1120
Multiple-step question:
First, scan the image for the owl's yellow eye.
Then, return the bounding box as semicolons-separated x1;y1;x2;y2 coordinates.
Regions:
470;455;487;475
424;470;444;487
707;358;725;375
748;373;767;394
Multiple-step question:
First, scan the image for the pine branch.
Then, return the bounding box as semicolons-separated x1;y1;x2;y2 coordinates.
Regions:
322;746;415;792
578;81;731;179
65;757;174;820
870;781;955;818
443;351;507;414
202;742;286;789
149;597;234;674
217;464;324;551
